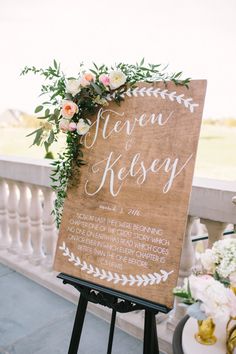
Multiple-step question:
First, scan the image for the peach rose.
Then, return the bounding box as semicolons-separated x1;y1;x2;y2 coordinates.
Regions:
61;100;78;119
79;72;95;87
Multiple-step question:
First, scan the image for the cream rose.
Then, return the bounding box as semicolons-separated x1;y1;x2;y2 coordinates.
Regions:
61;100;78;119
77;119;91;135
109;70;126;89
65;79;80;96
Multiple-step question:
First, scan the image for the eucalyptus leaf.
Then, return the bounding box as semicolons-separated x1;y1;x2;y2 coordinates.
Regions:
33;128;43;146
26;128;42;137
34;105;43;113
51;90;61;100
90;69;97;76
90;82;102;95
140;58;145;66
44;141;49;152
48;130;55;144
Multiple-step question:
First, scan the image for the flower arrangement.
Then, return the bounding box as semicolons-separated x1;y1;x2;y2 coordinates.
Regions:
173;238;236;322
21;59;190;227
200;238;236;284
174;274;236;321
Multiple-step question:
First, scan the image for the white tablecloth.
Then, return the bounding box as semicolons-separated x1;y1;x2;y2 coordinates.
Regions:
182;317;236;354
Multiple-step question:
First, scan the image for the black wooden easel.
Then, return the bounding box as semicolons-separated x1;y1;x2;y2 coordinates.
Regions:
58;273;170;354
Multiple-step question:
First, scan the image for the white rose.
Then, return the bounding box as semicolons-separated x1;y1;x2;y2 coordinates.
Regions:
188;274;217;301
77;118;91;135
200;281;231;321
65;79;80;96
200;299;230;322
109;70;126;89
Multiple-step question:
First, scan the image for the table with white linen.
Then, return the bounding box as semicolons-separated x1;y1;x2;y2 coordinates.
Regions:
182;316;236;354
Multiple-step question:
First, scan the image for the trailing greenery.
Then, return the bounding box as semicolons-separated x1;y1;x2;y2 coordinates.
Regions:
50;131;85;227
21;59;190;228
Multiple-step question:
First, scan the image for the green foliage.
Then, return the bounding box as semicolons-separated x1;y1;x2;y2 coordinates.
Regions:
50;132;82;228
21;59;190;228
35;105;44;113
173;279;195;305
214;271;231;287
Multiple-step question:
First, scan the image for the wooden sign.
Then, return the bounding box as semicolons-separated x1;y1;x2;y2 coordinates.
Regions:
54;80;207;308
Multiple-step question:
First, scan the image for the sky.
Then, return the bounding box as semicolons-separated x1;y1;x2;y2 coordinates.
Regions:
0;0;236;118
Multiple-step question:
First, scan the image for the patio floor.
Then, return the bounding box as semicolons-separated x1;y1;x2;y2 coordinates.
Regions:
0;263;145;354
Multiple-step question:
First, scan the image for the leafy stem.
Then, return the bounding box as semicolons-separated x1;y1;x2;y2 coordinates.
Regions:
50;131;84;228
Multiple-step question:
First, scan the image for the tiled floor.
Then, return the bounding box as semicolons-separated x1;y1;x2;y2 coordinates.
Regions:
0;264;143;354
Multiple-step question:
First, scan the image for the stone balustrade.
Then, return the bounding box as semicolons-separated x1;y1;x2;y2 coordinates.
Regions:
0;156;57;268
0;154;235;354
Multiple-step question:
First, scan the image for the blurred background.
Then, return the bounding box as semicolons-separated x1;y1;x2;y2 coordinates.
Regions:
0;0;236;179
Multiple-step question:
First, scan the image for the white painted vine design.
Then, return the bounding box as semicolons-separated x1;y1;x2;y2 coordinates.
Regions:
59;242;174;287
106;87;198;113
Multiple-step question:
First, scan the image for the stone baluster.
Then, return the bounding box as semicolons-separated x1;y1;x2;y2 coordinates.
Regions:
29;185;45;265
0;178;10;248
200;218;228;248
167;216;196;330
191;218;206;254
232;196;236;206
8;180;21;254
18;182;32;258
231;196;236;233
42;187;58;270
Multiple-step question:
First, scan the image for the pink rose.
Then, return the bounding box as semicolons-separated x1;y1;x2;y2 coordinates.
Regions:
99;74;110;86
59;119;70;132
61;100;78;119
79;72;95;87
68;122;77;131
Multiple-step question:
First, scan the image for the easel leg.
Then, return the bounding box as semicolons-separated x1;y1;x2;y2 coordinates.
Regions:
151;311;159;352
107;309;117;354
68;292;88;354
143;310;159;354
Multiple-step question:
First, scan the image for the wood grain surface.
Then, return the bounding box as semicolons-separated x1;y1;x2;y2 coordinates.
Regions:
54;80;207;308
